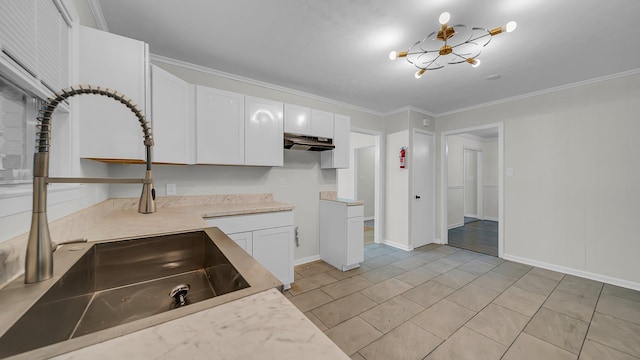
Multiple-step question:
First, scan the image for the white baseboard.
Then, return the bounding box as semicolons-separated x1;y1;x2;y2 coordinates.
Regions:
383;239;413;251
484;217;499;221
448;222;464;230
464;214;478;218
364;216;375;221
503;254;640;292
294;255;321;266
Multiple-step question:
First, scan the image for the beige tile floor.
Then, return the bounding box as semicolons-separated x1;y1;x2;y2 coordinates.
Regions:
284;243;640;360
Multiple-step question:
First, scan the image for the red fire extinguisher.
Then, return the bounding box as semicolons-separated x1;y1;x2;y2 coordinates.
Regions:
400;146;407;169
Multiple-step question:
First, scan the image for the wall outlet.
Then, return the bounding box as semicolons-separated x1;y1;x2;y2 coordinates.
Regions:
278;178;285;188
166;183;177;196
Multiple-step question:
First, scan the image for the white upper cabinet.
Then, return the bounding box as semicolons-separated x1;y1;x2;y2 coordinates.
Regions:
0;0;70;94
151;64;193;164
284;103;310;135
195;86;244;165
284;104;334;139
321;113;350;169
78;26;148;161
310;109;334;139
245;96;283;166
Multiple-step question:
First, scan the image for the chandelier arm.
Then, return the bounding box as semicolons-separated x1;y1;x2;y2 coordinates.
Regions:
421;55;442;70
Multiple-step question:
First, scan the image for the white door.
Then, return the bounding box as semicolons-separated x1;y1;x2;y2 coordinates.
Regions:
412;131;435;248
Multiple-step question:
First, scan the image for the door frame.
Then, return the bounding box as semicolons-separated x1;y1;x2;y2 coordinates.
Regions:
411;128;436;249
440;123;504;257
345;127;384;244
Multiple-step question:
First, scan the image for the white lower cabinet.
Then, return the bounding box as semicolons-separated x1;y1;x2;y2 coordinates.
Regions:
252;227;295;290
205;211;294;289
227;231;253;255
319;201;364;271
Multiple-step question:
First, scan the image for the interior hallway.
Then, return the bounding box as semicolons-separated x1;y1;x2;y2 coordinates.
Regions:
285;243;640;359
448;218;498;256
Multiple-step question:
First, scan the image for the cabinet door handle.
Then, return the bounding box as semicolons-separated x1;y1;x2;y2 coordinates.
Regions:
415;195;421;199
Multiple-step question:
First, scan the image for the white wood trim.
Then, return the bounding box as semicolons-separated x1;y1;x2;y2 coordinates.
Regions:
448;223;464;230
436;68;640;117
364;216;374;221
456;132;498;143
150;54;383;116
447;185;464;190
441;122;504;258
383;239;413;251
484;217;499;221
87;0;108;31
383;106;435;118
294;255;322;266
503;254;640;292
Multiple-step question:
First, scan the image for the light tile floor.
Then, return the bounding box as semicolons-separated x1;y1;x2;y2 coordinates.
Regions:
285;243;640;360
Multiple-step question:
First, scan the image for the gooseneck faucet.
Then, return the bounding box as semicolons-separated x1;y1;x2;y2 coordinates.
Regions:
25;85;156;284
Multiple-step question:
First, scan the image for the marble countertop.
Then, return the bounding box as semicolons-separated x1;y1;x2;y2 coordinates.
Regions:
54;289;349;360
1;194;349;359
319;191;364;206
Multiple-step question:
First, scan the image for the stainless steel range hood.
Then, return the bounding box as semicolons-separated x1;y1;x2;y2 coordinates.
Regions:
284;133;334;151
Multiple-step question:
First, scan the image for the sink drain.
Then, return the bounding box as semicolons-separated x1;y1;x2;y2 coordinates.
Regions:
169;284;190;308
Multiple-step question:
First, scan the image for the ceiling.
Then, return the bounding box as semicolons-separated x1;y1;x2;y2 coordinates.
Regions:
96;0;640;116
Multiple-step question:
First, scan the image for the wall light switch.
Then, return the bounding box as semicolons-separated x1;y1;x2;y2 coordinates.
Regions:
278;178;285;188
506;168;514;177
166;183;177;195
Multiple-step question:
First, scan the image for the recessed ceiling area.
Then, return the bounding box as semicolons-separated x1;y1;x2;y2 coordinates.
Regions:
96;0;640;115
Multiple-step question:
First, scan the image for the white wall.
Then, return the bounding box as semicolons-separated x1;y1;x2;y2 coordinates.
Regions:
436;71;640;288
337;132;376;200
384;130;409;248
356;146;375;219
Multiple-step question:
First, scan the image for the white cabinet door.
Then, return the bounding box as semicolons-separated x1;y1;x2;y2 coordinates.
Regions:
310;109;334;139
284;103;310;135
227;231;253;256
252;226;294;288
346;215;364;266
245;96;283;166
321;113;350;169
78;26;148;161
151;65;193;164
195;86;244;165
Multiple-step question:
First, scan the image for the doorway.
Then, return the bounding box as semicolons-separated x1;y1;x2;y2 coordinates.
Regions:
355;145;375;245
411;129;435;249
337;129;382;246
441;124;503;257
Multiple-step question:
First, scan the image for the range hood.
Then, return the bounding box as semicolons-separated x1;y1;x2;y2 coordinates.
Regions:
284;133;335;151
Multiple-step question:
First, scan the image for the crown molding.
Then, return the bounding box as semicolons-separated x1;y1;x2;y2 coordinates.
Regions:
87;0;109;32
455;132;498;143
383;106;435;118
436;68;640;118
149;54;384;117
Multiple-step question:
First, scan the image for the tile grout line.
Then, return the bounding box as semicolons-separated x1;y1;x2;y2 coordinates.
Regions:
498;269;569;359
576;283;604;359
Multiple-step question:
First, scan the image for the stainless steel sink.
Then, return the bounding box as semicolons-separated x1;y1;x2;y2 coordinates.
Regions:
0;228;281;358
